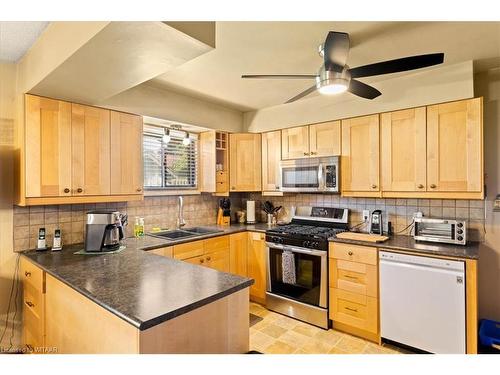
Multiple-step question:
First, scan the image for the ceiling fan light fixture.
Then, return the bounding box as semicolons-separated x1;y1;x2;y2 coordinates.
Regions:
317;78;349;95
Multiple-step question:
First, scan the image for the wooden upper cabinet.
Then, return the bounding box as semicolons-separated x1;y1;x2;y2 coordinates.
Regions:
261;130;282;191
281;126;309;159
25;95;72;198
229;133;262;192
71;104;111;196
309;121;341;157
199;131;216;193
341;114;380;195
427;98;483;192
110;111;143;195
381;108;426;192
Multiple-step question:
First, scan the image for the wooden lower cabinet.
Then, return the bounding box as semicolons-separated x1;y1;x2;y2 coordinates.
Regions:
247;232;267;304
329;243;379;343
229;232;248;277
174;236;230;273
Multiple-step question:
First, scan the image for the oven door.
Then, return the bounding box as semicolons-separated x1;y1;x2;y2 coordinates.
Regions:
266;243;327;308
280;159;322;192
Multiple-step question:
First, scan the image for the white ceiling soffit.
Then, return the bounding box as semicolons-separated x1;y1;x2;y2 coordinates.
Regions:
29;21;215;104
0;21;49;63
150;21;500;111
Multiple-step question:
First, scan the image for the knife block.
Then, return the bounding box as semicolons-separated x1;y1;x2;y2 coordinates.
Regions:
217;208;230;226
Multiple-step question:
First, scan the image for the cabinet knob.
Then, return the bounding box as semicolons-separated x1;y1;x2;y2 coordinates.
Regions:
430;184;437;189
24;271;31;277
371;184;377;189
26;344;34;352
231;186;236;190
310;151;317;155
275;186;280;190
136;188;142;192
25;301;34;308
200;259;204;264
417;184;424;189
64;188;70;193
348;251;353;256
303;152;309;156
77;188;83;193
206;256;211;261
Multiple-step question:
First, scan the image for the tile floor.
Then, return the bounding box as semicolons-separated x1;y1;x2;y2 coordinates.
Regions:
249;303;411;354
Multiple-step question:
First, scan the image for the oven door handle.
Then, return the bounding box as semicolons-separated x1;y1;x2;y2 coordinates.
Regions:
266;242;327;257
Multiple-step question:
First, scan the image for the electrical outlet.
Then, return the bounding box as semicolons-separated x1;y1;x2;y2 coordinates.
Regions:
362;210;370;222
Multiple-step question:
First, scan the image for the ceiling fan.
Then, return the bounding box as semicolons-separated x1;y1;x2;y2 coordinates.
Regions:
241;32;444;103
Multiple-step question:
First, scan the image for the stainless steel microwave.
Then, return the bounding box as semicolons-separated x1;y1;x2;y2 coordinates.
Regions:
280;156;339;193
414;217;467;246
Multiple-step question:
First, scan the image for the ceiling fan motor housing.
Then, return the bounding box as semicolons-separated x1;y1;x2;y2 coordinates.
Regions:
316;65;351;93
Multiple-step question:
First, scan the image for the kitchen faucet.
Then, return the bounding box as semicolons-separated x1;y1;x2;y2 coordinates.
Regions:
177;196;186;229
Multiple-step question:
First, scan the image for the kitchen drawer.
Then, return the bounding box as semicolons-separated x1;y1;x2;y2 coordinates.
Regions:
173;240;204;260
21;257;44;293
329;259;378;297
204;235;230;253
329;243;377;265
216;171;228;183
216;181;229;193
207;249;230;272
23;303;44;351
330;288;378;334
184;254;209;267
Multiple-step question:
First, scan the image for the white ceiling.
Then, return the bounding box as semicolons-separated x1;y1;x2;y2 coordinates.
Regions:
0;21;49;62
149;21;500;111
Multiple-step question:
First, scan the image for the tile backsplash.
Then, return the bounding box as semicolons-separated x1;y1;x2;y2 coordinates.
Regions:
13;192;485;251
13;194;244;251
242;193;486;241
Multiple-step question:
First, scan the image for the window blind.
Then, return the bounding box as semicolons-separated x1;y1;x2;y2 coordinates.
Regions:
143;127;198;189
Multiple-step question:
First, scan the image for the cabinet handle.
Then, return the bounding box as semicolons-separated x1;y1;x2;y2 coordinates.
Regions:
64;188;70;193
371;184;377;189
275;186;280;190
26;344;34;352
310;151;317;155
24;271;31;277
303;152;310;156
77;188;83;193
206;256;211;261
430;184;437;189
136;188;142;192
417;184;424;189
348;251;353;256
200;259;204;264
25;301;34;308
345;307;358;313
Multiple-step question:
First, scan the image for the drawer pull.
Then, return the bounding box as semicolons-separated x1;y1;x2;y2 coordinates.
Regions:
25;301;35;308
345;307;358;313
206;256;211;261
24;271;31;277
77;187;83;193
64;188;70;193
348;251;353;256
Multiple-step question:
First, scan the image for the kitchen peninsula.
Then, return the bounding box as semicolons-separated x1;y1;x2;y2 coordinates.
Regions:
21;234;254;354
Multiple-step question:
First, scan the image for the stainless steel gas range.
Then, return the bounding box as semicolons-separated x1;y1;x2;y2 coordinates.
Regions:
265;206;349;329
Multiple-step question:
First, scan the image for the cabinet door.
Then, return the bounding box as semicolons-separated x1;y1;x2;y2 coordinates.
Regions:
309;121;341;157
207;249;230;273
199;131;216;193
381;108;427;192
229;133;262;191
341;115;380;194
230;232;248;277
71;104;111;196
261;130;282;191
110;111;144;195
247;232;267;303
427;98;483;192
25;95;72;197
281;126;309;159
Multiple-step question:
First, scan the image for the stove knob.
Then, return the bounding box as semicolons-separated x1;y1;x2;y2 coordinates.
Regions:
457;236;463;241
457;222;463;228
303;241;310;247
457;229;463;235
312;242;319;248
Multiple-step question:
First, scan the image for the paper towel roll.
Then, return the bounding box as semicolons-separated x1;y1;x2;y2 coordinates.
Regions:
246;200;256;224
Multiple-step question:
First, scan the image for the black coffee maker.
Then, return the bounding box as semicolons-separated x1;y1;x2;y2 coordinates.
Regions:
84;210;127;252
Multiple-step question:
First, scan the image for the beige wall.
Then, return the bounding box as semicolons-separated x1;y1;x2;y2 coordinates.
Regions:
0;62;20;349
243;61;474;132
475;68;500;321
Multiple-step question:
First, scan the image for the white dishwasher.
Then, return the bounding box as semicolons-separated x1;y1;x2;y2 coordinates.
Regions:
379;251;466;354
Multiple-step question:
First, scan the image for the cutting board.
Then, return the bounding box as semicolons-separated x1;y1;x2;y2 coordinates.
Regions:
336;232;389;243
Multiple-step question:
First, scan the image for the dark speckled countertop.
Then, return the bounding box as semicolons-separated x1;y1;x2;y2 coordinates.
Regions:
21;224;271;331
329;234;479;259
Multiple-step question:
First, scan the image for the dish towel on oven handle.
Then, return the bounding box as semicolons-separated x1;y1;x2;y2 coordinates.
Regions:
282;249;296;285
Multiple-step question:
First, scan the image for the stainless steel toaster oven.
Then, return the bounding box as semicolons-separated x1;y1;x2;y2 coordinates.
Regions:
413;217;467;246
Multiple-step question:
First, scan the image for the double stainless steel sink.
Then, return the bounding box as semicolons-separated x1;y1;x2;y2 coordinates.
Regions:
148;227;223;240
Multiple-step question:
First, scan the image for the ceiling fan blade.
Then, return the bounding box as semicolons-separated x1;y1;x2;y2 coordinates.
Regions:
348;79;381;100
285;85;317;103
349;53;444;78
323;31;350;72
241;74;316;79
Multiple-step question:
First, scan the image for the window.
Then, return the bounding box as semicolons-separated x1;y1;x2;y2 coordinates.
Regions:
143;125;198;189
